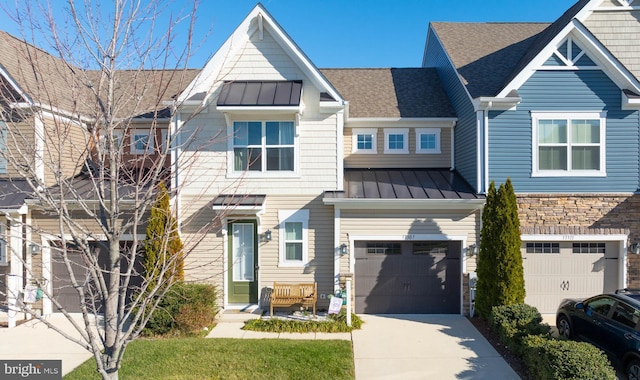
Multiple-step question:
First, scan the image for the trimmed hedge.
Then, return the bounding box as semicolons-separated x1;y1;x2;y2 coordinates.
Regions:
144;283;219;336
522;335;616;380
488;303;551;356
243;310;363;333
487;303;616;379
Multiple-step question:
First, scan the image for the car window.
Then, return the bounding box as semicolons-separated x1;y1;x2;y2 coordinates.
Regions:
611;302;640;329
586;297;615;317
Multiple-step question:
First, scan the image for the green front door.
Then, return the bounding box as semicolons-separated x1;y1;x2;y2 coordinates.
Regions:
228;221;258;304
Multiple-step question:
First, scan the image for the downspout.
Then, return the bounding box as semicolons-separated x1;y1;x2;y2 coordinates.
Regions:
484;103;491;194
450;121;456;170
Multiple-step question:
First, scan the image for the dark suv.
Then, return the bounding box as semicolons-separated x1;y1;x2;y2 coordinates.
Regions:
556;289;640;379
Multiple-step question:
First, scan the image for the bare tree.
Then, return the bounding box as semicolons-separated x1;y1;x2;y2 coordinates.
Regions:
0;1;237;379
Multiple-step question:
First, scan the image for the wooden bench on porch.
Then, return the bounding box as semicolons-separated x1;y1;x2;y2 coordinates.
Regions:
270;282;317;317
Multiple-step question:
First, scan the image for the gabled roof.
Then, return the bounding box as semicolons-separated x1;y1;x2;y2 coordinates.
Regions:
178;3;343;107
0;30;198;120
430;0;640;99
321;68;456;118
430;22;549;98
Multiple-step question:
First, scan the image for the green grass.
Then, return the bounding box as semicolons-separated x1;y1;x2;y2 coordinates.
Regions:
64;338;354;380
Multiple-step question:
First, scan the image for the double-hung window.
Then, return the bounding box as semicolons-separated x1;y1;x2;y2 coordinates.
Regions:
278;210;309;267
384;128;408;154
233;121;295;172
532;112;606;176
416;128;441;154
130;129;155;154
352;128;377;154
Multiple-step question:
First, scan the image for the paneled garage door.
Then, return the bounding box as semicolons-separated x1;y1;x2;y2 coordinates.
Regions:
355;241;461;314
523;241;619;314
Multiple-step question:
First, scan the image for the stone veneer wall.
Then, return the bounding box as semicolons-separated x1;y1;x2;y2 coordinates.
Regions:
517;194;640;287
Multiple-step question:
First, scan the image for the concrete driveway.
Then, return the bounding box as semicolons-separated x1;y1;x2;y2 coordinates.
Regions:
0;314;94;376
352;315;520;379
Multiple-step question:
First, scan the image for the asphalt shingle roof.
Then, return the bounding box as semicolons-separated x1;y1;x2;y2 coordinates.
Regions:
321;68;456;118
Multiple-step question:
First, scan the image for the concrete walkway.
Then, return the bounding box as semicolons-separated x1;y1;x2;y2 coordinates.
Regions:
0;314;94;376
208;312;519;379
353;315;519;380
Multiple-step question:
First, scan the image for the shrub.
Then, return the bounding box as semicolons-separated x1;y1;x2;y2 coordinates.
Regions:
489;303;550;355
522;335;616;380
144;283;218;336
243;311;363;333
475;179;525;318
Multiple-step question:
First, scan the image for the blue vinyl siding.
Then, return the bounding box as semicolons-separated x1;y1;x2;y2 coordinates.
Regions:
424;28;477;190
489;70;639;193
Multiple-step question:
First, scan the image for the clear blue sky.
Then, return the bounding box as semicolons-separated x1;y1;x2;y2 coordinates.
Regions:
1;0;579;69
192;0;578;68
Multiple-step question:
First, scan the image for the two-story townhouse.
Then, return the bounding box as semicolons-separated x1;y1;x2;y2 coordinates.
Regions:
425;0;640;313
0;29;197;326
175;4;484;315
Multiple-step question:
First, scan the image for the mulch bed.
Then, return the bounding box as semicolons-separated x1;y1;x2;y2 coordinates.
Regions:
468;316;531;380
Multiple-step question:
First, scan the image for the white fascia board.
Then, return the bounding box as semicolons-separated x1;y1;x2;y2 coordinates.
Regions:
322;198;485;210
498;19;640;98
522;234;627;242
622;92;640;110
0;64;33;104
473;96;521;111
212;205;265;213
216;105;302;114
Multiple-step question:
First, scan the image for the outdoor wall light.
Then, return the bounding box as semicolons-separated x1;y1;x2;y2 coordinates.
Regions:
262;229;272;242
467;244;479;257
631;243;640;255
29;243;41;255
339;244;348;256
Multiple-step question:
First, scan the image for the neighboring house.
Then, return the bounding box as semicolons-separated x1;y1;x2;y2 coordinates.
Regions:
0;30;197;326
424;0;640;312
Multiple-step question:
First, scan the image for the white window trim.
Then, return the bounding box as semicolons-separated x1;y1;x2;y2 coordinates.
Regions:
531;111;607;177
230;120;298;176
416;128;441;154
0;222;6;265
160;129;168;153
352;128;378;154
278;209;309;267
130;129;155;154
384;128;409;154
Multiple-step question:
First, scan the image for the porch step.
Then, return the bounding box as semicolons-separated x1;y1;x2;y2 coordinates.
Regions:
217;306;263;323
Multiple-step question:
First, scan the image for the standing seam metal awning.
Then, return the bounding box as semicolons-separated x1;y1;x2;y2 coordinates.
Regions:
216;81;302;106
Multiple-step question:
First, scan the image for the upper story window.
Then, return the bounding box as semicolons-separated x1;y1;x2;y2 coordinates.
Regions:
416;128;441;154
532;112;606;177
278;209;309;267
233;121;295;172
130;129;155;154
352;128;377;154
384;128;408;154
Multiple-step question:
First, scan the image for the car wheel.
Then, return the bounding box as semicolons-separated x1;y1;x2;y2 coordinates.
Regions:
627;359;640;380
557;315;572;339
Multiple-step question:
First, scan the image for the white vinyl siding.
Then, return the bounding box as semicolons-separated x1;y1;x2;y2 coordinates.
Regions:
0;223;6;265
532;112;606;177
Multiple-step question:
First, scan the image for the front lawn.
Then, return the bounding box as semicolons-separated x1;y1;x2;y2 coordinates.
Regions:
64;338;354;380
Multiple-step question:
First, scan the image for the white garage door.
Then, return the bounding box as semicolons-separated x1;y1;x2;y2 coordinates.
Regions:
523;241;619;314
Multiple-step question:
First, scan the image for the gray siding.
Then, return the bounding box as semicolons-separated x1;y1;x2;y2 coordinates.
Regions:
424;28;477;190
489;70;640;193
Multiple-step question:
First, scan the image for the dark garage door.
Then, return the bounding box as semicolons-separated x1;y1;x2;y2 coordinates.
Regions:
355;241;461;314
51;241;141;313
